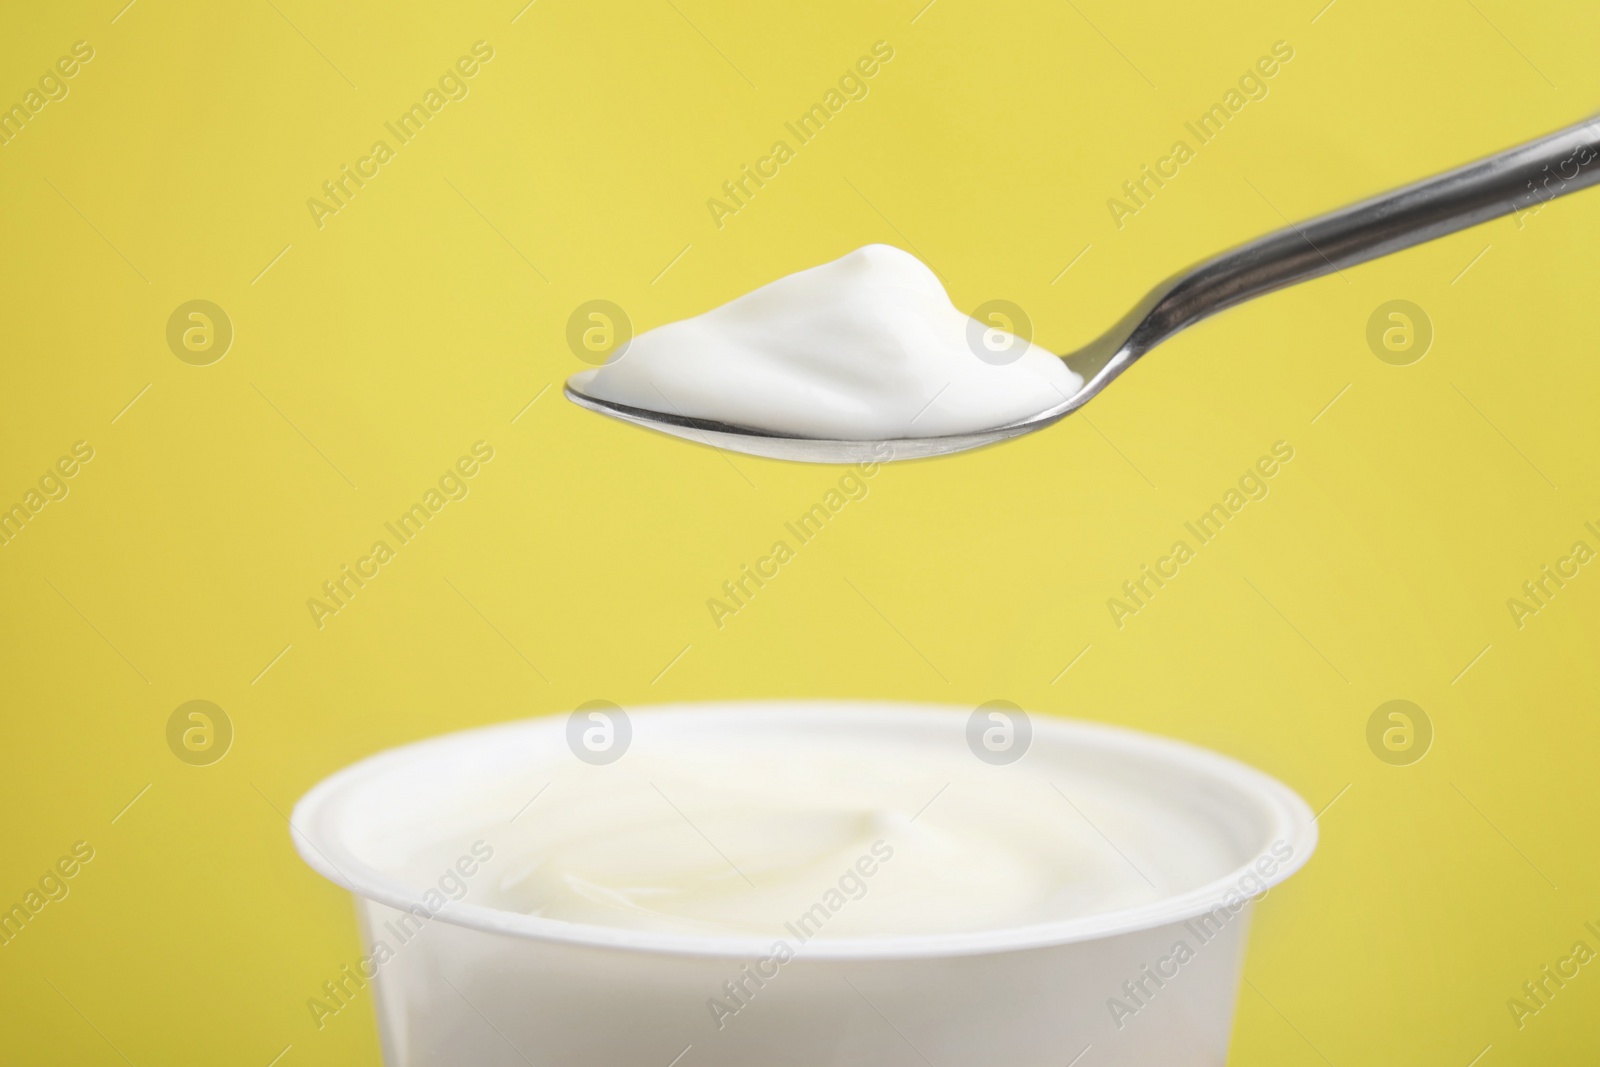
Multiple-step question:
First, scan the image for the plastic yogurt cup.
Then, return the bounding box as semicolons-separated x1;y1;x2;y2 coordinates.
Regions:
290;702;1316;1066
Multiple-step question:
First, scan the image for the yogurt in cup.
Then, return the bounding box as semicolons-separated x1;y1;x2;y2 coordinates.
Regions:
289;702;1316;1065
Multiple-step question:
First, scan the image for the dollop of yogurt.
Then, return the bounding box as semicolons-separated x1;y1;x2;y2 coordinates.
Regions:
579;245;1082;439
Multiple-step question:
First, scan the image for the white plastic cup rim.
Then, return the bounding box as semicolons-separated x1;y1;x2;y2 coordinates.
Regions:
289;702;1317;961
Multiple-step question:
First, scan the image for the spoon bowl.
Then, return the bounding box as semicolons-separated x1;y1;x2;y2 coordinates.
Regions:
568;115;1600;464
564;369;1091;463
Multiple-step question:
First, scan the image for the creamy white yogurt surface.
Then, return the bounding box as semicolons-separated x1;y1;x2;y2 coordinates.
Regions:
580;245;1082;439
480;740;1165;938
360;711;1269;942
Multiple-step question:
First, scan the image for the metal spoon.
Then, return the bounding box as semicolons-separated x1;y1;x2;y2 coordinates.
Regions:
567;115;1600;464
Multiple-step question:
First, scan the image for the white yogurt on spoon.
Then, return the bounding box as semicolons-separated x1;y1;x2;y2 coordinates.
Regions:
579;245;1082;439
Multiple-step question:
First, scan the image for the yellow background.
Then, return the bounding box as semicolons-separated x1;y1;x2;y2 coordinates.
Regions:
2;0;1598;1063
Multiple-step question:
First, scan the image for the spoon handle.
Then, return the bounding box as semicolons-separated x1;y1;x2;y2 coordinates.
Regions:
1125;114;1600;356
